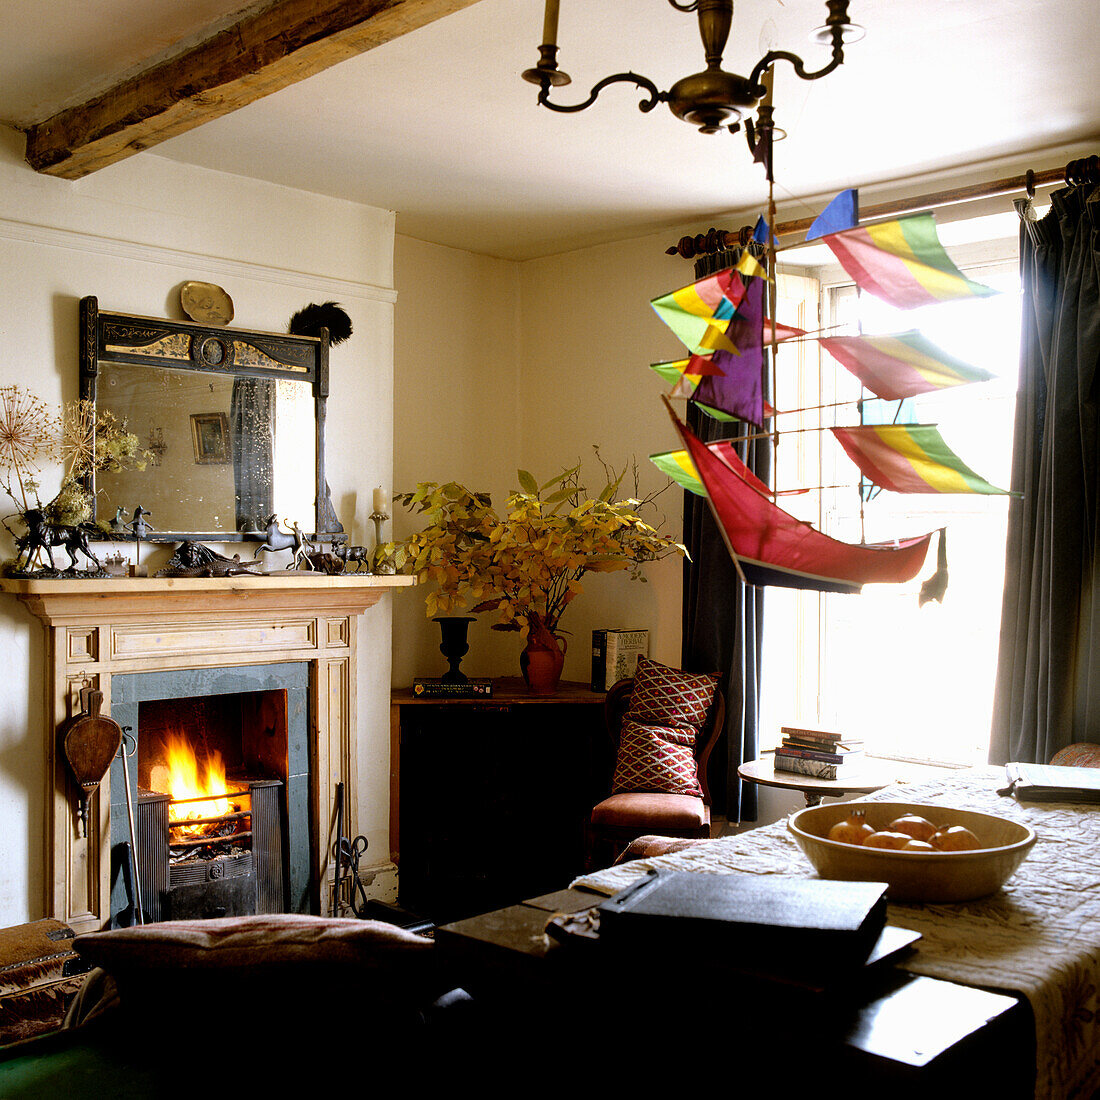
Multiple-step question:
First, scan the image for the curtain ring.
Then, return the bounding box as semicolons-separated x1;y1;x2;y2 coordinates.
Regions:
1025;169;1036;199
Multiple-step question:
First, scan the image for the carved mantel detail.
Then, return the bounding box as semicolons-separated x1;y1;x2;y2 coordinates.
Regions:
0;574;414;932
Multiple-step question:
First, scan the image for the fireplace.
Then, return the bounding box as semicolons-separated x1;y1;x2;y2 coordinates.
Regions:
110;666;311;923
0;573;414;933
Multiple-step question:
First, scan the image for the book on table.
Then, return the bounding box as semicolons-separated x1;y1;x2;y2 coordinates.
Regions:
412;677;493;698
776;743;864;764
773;753;864;781
1003;762;1100;803
596;868;894;988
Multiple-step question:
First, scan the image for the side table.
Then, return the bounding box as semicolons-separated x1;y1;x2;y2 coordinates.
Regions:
738;754;895;806
390;679;610;921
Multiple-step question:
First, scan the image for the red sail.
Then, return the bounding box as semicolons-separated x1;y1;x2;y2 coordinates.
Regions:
669;406;933;594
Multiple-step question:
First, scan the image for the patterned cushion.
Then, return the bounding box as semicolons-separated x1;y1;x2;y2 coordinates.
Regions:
611;719;703;796
1049;743;1100;768
627;656;718;731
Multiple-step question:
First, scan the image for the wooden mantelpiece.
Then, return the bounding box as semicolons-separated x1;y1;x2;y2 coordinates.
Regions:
1;574;414;932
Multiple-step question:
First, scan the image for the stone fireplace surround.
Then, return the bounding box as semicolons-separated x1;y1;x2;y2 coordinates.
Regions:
0;573;413;934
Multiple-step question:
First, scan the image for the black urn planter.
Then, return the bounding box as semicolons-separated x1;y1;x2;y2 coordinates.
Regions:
433;616;476;683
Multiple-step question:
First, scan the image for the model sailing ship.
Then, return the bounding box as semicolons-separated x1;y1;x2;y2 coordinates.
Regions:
648;190;1012;597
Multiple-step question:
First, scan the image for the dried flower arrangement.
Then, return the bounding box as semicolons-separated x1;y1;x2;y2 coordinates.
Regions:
0;386;147;571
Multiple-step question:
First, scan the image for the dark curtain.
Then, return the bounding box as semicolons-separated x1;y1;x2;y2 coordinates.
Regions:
231;377;276;532
680;251;771;823
989;185;1100;764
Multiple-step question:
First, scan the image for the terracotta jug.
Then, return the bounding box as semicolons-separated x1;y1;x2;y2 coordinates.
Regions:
520;629;567;695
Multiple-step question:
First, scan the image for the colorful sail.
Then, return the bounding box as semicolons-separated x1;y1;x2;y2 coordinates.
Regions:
650;268;748;355
690;275;766;425
667;401;934;594
651;354;721;394
649;450;705;497
805;188;859;241
822;213;998;309
819;331;995;400
764;317;806;344
830;424;1011;494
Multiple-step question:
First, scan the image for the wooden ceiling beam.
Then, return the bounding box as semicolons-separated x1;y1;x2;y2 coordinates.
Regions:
24;0;483;180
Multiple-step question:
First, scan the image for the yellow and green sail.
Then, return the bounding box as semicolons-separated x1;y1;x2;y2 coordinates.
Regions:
830;424;1011;494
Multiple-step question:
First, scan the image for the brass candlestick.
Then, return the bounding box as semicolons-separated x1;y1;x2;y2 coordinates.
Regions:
370;510;394;574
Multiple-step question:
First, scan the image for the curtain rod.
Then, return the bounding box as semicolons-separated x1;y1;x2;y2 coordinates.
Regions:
666;154;1099;258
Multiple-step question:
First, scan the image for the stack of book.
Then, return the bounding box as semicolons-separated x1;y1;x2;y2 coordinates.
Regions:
773;726;864;780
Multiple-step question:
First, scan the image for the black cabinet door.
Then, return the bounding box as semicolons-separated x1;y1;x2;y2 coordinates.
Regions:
398;699;608;921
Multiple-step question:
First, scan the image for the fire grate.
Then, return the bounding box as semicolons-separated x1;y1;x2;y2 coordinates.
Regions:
134;779;286;921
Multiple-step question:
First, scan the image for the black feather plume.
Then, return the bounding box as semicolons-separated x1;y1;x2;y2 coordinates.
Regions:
288;302;353;345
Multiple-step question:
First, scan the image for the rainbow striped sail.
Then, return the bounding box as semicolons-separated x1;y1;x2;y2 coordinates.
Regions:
649;449;705;497
819;331;995;400
650;353;721;393
821;213;998;309
650;268;747;355
830;424;1010;494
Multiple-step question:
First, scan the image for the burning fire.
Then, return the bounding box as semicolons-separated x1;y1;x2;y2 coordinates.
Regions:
160;732;233;840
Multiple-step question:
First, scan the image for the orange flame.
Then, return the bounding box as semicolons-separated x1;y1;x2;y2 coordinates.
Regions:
162;732;231;838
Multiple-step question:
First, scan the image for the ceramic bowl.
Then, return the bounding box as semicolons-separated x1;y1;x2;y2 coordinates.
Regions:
787;801;1037;902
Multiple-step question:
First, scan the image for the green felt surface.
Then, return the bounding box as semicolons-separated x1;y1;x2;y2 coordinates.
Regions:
0;1025;159;1098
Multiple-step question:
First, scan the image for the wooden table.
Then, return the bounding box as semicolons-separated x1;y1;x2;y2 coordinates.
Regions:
738;754;895;805
435;886;1033;1090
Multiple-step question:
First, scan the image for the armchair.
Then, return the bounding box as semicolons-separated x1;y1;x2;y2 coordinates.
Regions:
585;659;724;870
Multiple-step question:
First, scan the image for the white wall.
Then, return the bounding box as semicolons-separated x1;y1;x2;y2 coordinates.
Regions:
0;125;396;925
392;230;691;689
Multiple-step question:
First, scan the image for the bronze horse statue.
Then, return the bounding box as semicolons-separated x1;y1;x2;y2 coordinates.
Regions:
334;542;372;572
16;509;101;572
253;515;310;567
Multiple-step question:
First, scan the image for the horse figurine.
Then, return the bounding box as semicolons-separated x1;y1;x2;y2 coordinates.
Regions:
15;509;100;573
253;515;311;568
334;542;372;573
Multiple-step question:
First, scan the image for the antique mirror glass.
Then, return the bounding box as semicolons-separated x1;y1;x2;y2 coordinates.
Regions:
80;297;340;542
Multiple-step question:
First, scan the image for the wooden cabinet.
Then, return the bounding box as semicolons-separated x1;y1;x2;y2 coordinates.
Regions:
390;680;610;922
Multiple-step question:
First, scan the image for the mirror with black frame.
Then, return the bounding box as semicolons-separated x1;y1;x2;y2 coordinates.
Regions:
79;296;343;543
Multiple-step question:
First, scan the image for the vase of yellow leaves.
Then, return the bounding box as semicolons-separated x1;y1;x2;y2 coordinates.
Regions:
389;457;686;694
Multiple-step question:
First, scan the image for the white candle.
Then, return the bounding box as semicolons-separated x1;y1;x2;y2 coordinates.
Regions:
374;487;389;515
543;0;560;47
760;65;774;107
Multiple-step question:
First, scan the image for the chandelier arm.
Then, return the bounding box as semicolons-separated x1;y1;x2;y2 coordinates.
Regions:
537;72;663;115
748;39;846;94
666;1;700;11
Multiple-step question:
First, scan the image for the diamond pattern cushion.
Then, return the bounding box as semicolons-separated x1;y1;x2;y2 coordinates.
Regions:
611;719;703;796
1049;743;1100;767
626;656;718;731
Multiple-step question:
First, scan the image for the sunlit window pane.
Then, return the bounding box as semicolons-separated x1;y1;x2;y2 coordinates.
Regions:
760;257;1019;766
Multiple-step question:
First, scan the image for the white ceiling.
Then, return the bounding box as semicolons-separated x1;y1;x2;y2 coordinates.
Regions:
0;0;1097;261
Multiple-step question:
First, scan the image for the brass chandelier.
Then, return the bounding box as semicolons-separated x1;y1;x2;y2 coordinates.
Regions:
522;1;863;145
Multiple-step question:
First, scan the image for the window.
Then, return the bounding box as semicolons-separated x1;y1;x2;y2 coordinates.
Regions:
759;226;1021;767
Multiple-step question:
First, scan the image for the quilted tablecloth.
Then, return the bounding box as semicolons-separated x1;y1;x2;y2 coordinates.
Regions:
573;767;1100;1100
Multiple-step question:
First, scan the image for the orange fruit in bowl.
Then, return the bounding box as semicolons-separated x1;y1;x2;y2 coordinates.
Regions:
863;830;913;850
902;838;936;852
827;810;875;846
931;825;982;851
888;814;937;843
